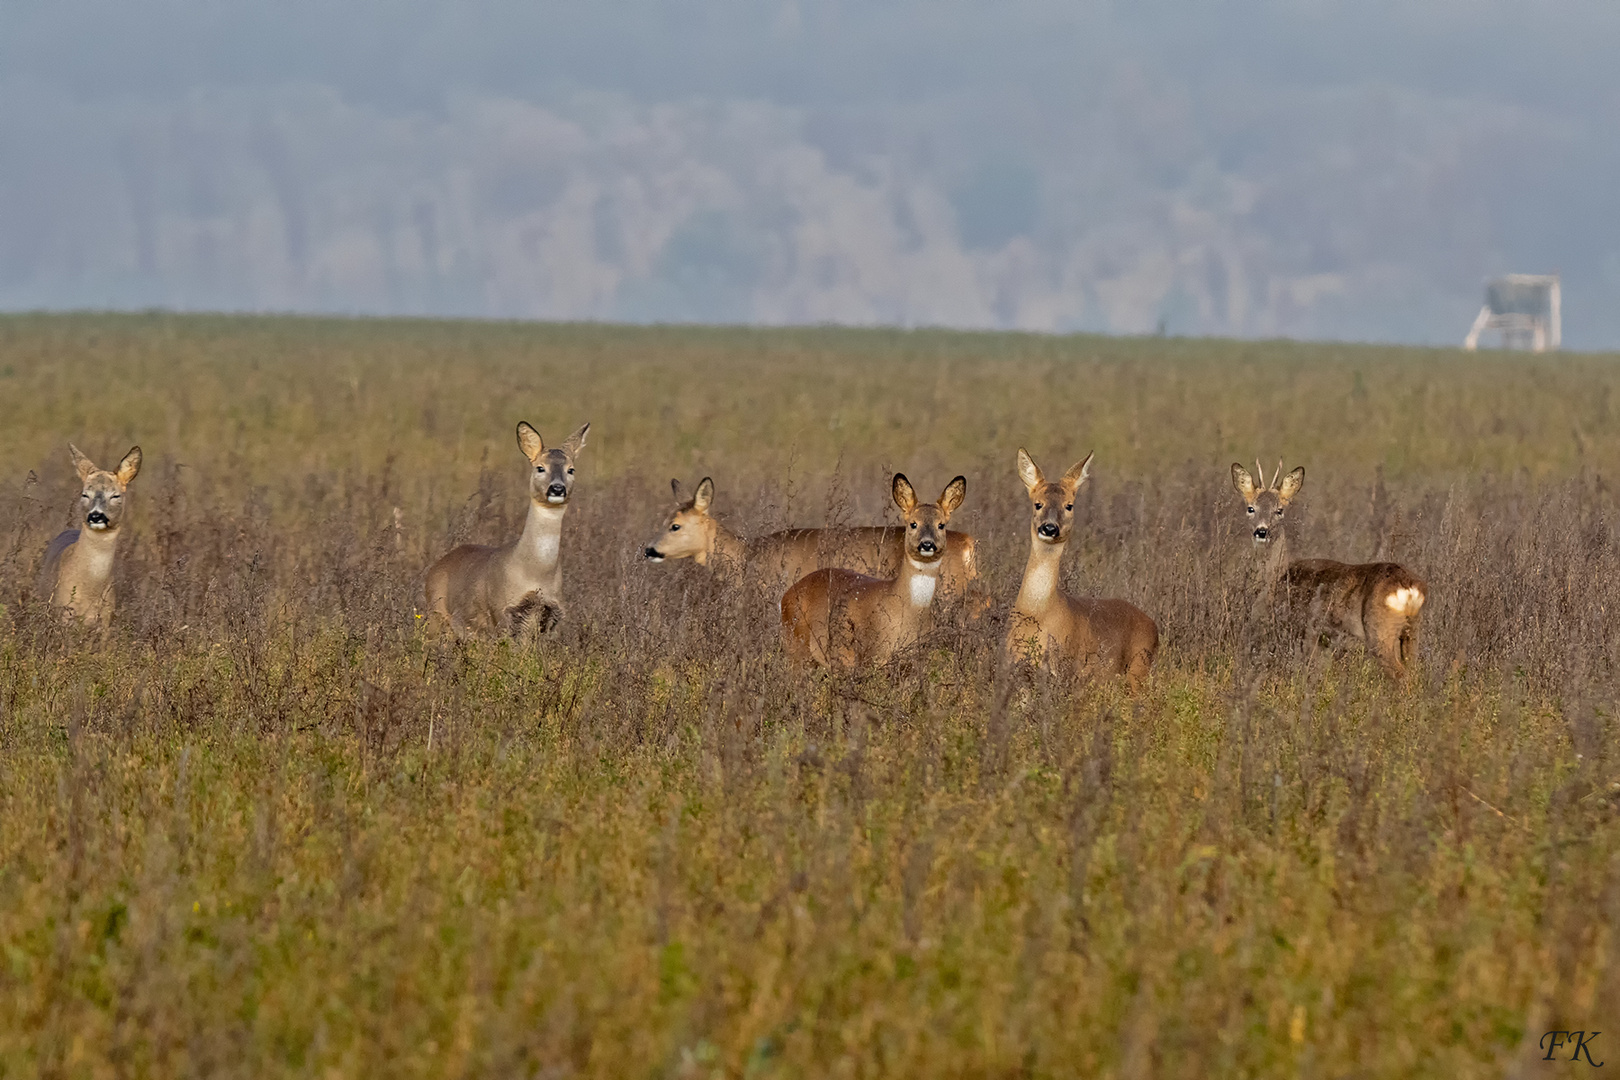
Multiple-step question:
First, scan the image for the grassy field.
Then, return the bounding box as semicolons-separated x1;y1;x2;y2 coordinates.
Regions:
1;313;1618;1077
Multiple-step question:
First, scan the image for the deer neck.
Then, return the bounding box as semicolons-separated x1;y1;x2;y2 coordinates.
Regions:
1254;532;1291;583
897;553;943;611
73;524;121;581
700;518;747;574
513;500;567;571
1015;536;1065;616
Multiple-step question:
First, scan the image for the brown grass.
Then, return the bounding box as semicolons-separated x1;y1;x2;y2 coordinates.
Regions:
0;313;1617;1077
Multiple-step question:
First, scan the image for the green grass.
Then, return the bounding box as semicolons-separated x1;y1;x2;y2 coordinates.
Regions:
0;313;1617;1077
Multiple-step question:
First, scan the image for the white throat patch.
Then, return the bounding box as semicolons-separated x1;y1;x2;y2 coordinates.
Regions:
1022;562;1056;606
908;574;937;607
534;533;560;563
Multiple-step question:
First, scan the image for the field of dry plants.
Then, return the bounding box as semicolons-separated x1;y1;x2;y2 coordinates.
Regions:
1;313;1618;1078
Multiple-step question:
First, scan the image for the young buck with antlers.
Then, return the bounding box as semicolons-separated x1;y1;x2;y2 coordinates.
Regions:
1006;450;1158;686
1231;459;1427;679
424;421;588;637
37;444;142;627
780;474;966;667
644;475;979;598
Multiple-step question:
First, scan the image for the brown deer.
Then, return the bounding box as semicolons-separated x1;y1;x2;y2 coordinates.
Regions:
644;475;979;598
37;444;142;627
1231;459;1427;679
424;421;588;637
780;474;966;667
1006;449;1158;687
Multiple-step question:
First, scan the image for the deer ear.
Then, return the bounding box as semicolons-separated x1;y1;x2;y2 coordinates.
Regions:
892;473;918;514
1277;466;1304;504
516;422;544;462
1015;449;1043;494
1060;452;1093;491
693;477;715;512
671;478;685;502
115;446;142;486
1231;463;1258;502
69;444;96;481
563;422;590;456
938;475;967;517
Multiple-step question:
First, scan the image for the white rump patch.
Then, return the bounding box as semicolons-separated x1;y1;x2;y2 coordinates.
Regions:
909;574;937;607
1385;585;1425;613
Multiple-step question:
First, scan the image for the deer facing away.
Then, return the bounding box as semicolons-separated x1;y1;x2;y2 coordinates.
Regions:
1006;449;1158;687
644;475;979;599
1232;460;1427;679
38;444;142;627
780;474;966;668
424;421;588;637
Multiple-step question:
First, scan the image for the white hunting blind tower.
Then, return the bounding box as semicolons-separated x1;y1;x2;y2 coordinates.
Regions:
1464;274;1561;352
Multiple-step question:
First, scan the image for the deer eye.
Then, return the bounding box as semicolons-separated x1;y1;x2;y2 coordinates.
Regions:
909;522;917;530
1275;508;1284;517
567;468;574;475
1034;502;1043;510
1246;506;1256;515
110;494;121;500
669;523;680;531
536;466;544;473
1064;503;1073;511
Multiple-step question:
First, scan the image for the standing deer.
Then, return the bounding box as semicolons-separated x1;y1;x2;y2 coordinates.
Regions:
424;421;588;637
1006;449;1158;686
643;475;979;598
1231;459;1427;679
38;444;142;627
780;474;966;667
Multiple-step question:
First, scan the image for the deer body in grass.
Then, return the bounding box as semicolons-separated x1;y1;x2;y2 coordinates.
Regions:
38;444;142;627
644;476;979;599
780;474;966;667
1005;450;1158;686
1231;460;1427;679
424;421;588;637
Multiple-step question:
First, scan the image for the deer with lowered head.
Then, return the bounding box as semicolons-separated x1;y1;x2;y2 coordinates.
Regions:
424;421;588;638
1231;459;1427;679
780;473;966;668
643;475;979;599
1006;449;1158;687
38;444;142;627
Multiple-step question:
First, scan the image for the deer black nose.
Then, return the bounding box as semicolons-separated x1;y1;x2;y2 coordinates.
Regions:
547;483;567;498
86;510;108;525
917;539;937;555
643;547;662;560
1253;526;1269;540
1037;522;1059;539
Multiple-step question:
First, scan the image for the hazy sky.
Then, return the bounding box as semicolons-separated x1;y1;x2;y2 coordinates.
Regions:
2;0;1616;346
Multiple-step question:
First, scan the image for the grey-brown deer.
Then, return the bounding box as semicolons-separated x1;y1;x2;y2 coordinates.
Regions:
1231;459;1427;679
424;421;588;637
643;475;979;599
780;474;966;668
38;443;142;627
1006;449;1158;687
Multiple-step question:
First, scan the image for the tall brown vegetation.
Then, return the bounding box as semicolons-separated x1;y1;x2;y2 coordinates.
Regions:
0;314;1617;1077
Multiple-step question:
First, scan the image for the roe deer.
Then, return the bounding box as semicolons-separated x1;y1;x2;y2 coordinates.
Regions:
1006;449;1158;686
424;421;588;637
1231;459;1427;679
38;444;142;627
780;474;966;667
644;475;979;598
